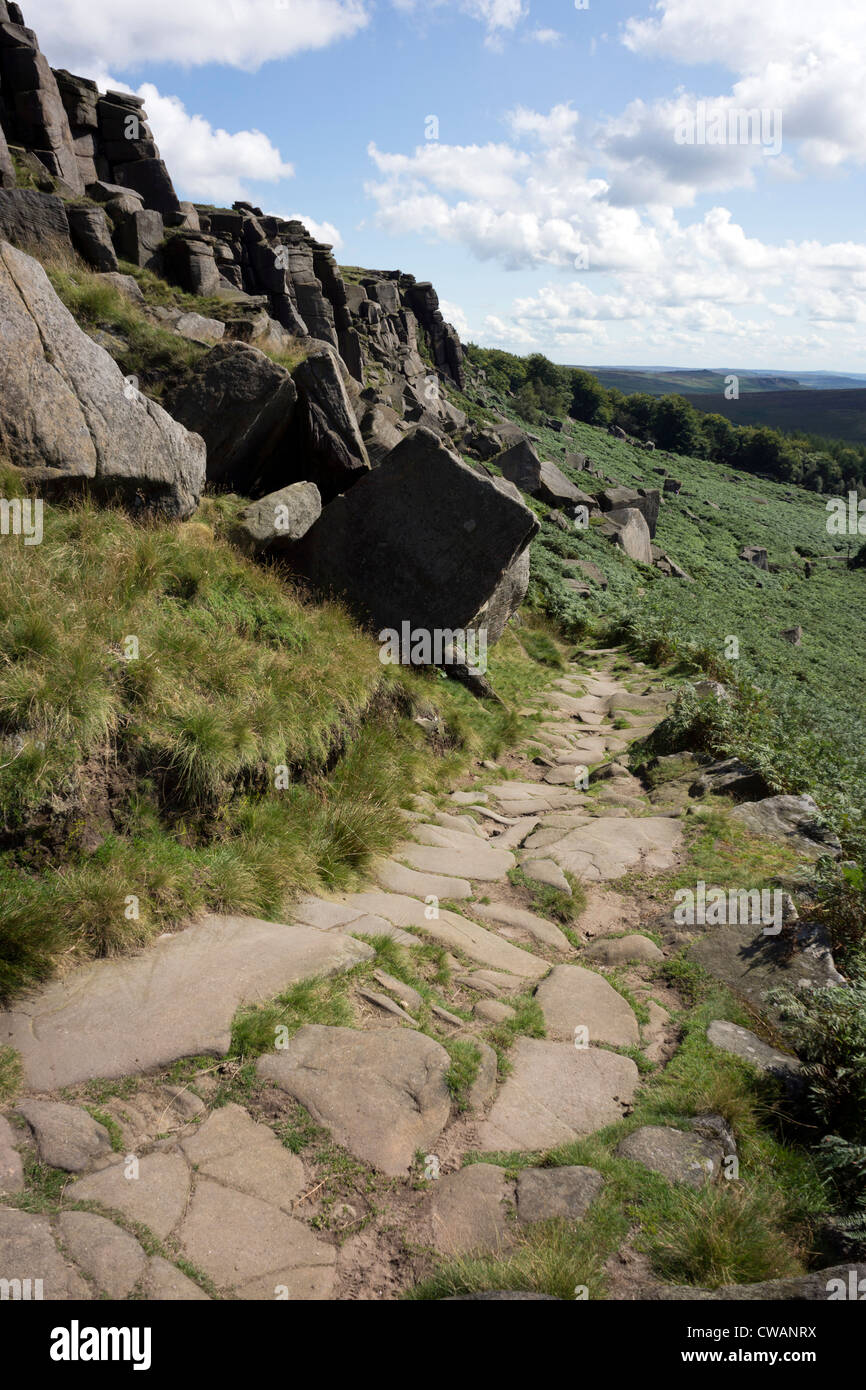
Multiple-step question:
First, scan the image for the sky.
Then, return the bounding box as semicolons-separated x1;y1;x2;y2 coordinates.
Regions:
29;0;866;371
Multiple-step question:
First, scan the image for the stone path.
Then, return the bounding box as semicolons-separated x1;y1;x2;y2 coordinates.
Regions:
0;648;817;1300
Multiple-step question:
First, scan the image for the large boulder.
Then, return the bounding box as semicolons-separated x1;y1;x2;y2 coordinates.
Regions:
164;341;297;490
292;348;370;501
597;484;660;537
731;795;842;860
600;507;653;564
289;427;539;650
0;239;205;517
112;207;163;270
495;438;594;509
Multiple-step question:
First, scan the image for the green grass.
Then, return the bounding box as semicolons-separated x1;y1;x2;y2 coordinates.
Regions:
0;494;562;1000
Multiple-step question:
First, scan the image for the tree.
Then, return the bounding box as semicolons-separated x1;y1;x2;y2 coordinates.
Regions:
650;394;703;454
569;369;611;425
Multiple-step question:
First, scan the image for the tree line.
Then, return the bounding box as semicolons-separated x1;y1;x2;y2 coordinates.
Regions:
464;344;866;496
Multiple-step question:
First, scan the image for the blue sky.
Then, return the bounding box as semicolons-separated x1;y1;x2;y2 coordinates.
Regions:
33;0;866;370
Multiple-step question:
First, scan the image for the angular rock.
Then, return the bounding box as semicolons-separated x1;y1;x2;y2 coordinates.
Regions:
597;485;660;538
730;795;842;860
0;186;71;253
534;963;639;1048
15;1099;111;1172
521;858;572;894
112;207;163;269
56;1211;147;1298
689;757;771;802
66;203;117;271
477;1038;638;1151
496;439;592;509
179;1103;305;1211
67;1153;191;1240
529;815;682;883
257;1025;452;1176
173;310;224;345
516;1165;603;1223
292;348;370;500
290;427;538;650
112;156;179;213
0;239;205;517
0;914;372;1090
164;341;297;489
707;1020;801;1082
600;507;653;564
178;1179;335;1299
689;921;842;1020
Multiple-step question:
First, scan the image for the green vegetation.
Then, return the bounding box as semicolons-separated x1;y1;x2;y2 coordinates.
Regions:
466;342;866;493
0;490;562;1000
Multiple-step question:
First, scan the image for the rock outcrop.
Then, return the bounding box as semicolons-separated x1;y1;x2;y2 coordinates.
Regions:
0;239;205;517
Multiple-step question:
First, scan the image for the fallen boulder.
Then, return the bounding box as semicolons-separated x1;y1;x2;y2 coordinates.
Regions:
292;348;370;501
496;438;593;508
289;427;539;650
731;794;842;859
600;507;653;564
235;482;322;555
0;239;205;517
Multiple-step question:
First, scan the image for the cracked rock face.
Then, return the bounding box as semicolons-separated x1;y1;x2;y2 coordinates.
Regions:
0;239;206;517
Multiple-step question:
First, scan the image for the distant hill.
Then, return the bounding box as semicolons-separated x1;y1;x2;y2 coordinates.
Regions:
687;387;866;444
571;367;866;397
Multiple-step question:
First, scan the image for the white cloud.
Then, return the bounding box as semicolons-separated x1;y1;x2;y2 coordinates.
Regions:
281;214;344;248
138;84;294;204
34;0;369;74
439;298;470;336
528;28;562;46
619;0;866;178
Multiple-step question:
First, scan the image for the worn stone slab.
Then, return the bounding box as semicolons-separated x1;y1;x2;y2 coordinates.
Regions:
494;817;541;850
178;1179;335;1299
16;1099;111;1173
67;1153;191;1240
469;1041;500;1111
477;1039;638;1152
0;915;373;1090
290;897;364;931
0;1207;89;1300
373;857;472;900
535;964;639;1048
0;1116;24;1196
535;815;683;882
475;999;516;1024
424;1163;514;1256
431;811;486;839
583;935;664;966
257;1025;452;1176
56;1211;147;1299
455;969;527;996
470;901;571;951
372;970;423;1013
394;837;515;882
516;1165;603;1224
521;858;572;894
342;892;547;978
179;1103;305;1211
